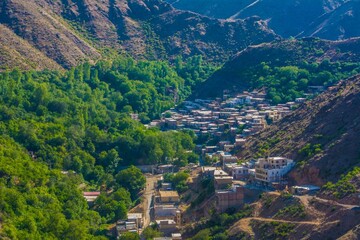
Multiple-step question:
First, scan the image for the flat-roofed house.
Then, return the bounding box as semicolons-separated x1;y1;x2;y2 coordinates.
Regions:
127;213;143;228
214;170;233;189
158;191;180;203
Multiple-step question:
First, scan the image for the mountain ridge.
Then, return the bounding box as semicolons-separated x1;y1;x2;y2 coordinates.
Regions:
166;0;359;40
0;0;278;70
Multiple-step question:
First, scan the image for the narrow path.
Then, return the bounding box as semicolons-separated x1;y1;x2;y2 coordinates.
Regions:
295;195;358;210
229;217;321;237
141;175;157;233
295;195;326;219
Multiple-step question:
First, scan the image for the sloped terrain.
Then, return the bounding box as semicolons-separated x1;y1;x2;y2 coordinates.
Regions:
227;193;360;240
166;0;360;40
0;0;101;69
0;24;62;71
298;0;360;40
0;0;277;70
192;37;360;99
238;74;360;186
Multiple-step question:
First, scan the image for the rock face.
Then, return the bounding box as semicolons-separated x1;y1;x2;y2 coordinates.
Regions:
0;0;278;70
192;37;360;99
238;74;360;184
166;0;360;40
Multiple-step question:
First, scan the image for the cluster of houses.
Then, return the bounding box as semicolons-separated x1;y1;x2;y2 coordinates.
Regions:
81;153;316;238
81;90;332;238
116;213;144;236
148;91;302;142
200;156;295;212
144;90;303;216
114;171;184;239
152;178;183;239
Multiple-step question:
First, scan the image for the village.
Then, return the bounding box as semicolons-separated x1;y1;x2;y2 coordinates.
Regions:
83;90;359;239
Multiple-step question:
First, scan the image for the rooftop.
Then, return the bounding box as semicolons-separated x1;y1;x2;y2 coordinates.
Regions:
159;191;179;198
127;213;142;219
83;192;101;196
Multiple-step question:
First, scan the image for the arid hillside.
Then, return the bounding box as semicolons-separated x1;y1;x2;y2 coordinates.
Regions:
227;192;360;239
0;0;278;70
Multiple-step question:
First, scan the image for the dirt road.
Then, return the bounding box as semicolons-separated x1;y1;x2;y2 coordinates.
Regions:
142;175;158;231
229;217;321;237
295;195;358;210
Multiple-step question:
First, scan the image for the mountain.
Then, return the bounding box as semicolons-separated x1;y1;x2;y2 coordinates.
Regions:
298;0;360;40
239;74;360;187
191;37;360;99
0;0;277;70
165;0;360;40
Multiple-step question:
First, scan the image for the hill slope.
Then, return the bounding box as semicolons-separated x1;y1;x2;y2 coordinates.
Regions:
226;192;360;239
0;0;102;69
0;0;277;70
166;0;360;40
239;74;360;186
192;37;360;99
298;0;360;40
0;24;62;71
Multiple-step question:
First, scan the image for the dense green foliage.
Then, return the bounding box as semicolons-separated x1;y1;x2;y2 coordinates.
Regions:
0;55;211;238
0;57;202;182
0;136;106;239
115;166;146;199
118;232;140;240
249;60;360;103
93;187;132;222
174;56;217;93
142;225;163;240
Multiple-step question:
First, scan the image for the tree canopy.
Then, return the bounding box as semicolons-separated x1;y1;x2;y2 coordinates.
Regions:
0;55;208;239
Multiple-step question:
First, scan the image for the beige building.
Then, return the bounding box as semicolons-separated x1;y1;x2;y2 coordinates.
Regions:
158;191;180;203
214;170;233;189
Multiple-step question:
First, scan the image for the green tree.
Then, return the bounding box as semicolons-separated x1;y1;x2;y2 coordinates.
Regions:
115;166;146;199
119;232;140;240
143;226;163;240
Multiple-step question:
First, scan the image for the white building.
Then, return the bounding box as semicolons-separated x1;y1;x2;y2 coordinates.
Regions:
255;157;295;183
